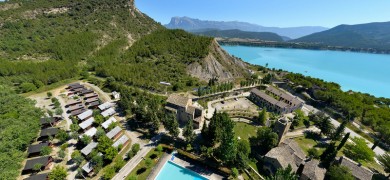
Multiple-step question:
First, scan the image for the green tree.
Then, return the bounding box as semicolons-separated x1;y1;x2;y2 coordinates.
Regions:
71;150;84;166
332;120;347;141
164;113;179;138
104;146;118;162
337;132;350;150
49;166;68;180
55;108;63;115
56;129;69;143
237;140;251;156
91;154;104;172
70;124;80;132
58;149;66;160
377;153;390;176
47;92;53;98
325;165;354;180
216;115;237;165
316;116;335;137
266;164;298;180
132;143;141;154
94;114;105;126
80;134;92;145
103;167;116;180
33;163;43;172
95;127;106;139
320;142;338;168
183;120;195;143
97;136;113;153
250;127;278;155
231;168;239;178
257;108;268;125
156;144;163;152
40;146;52;156
343;137;375;162
145;158;153;168
20;82;37;93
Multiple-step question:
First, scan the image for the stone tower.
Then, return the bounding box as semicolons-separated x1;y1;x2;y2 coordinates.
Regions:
273;117;291;144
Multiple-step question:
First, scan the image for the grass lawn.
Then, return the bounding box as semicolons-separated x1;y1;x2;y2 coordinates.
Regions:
127;148;165;180
234;122;258;141
294;137;325;156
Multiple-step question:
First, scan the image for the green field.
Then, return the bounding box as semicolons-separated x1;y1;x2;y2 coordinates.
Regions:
234;122;258;141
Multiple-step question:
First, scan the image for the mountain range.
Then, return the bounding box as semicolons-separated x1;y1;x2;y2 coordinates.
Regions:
165;16;329;39
292;21;390;50
192;29;285;42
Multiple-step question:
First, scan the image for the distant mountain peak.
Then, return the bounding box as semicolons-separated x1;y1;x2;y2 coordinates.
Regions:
165;16;328;39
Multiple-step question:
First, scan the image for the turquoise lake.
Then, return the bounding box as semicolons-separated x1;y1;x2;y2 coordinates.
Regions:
221;45;390;98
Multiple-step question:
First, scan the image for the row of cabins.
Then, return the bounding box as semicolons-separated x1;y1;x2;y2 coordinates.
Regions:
249;86;304;114
22;117;63;178
72;101;129;176
66;83;101;116
165;94;204;129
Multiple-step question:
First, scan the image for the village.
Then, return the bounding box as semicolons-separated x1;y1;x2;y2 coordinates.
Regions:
18;76;387;180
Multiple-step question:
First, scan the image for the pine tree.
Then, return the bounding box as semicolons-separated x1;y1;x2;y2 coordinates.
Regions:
337;132;350;150
332;120;347;141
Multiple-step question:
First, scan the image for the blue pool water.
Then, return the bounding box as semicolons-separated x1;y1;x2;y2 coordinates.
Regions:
221;45;390;98
155;161;208;180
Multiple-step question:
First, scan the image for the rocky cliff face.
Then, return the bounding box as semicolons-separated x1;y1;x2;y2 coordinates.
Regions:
187;40;249;82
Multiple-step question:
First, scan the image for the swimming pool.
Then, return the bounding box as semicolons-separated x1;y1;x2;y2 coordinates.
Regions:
155;161;208;180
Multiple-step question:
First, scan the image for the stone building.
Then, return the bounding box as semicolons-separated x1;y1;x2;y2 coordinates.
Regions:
249;86;304;114
165;94;204;129
273;117;292;144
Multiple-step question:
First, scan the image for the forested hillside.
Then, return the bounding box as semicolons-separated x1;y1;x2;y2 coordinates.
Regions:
0;85;43;179
0;0;248;93
293;21;390;51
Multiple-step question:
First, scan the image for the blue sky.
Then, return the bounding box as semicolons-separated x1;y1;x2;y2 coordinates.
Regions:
136;0;390;28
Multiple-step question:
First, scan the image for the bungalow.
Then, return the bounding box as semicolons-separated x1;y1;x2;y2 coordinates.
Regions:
67;83;84;90
80;127;97;138
27;142;50;158
68;104;85;112
40;117;60;128
66;99;82;107
79;89;94;96
102;117;117;130
88;101;100;108
71;87;86;94
77;110;93;121
98;102;114;111
38;128;59;140
22;156;53;175
70;108;86;116
85;97;99;104
101;107;115;117
24;173;49;180
106;126;122;140
84;93;98;99
81;141;98;156
112;135;129;150
79;117;95;131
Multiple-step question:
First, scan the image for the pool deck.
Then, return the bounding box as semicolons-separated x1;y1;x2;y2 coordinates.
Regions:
147;152;225;180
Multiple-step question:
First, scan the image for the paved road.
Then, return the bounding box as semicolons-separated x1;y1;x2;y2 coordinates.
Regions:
304;104;387;156
112;134;162;180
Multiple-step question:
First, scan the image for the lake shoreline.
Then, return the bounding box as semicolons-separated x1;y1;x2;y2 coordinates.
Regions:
221;45;390;98
218;38;390;55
